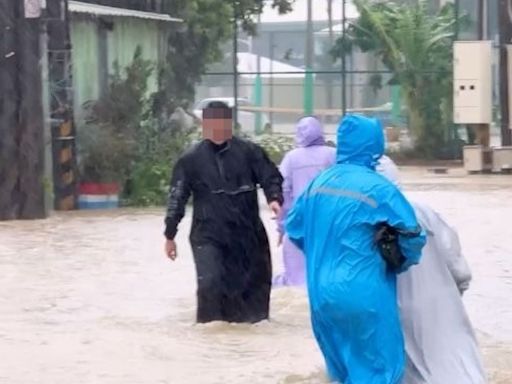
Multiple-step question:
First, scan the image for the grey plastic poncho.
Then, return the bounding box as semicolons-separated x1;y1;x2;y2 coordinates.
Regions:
378;156;487;384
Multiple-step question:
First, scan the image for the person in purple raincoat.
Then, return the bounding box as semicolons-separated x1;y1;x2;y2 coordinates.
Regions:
274;116;336;286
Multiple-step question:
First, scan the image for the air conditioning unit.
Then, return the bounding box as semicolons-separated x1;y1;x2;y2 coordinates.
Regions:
492;147;512;173
463;145;492;173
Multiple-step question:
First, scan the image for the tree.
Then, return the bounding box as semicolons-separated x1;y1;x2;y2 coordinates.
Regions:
157;0;294;104
332;0;464;158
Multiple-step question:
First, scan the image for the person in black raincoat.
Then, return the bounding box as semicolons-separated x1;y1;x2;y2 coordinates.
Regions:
164;101;283;324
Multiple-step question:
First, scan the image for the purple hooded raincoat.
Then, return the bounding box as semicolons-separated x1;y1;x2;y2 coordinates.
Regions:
274;117;335;286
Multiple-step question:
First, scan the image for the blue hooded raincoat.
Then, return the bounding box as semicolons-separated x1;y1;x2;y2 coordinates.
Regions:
286;114;426;384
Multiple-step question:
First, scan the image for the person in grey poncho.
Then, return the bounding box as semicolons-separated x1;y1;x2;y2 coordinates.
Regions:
377;156;487;384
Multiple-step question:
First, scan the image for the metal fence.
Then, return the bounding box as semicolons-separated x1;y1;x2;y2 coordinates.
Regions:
198;0;499;144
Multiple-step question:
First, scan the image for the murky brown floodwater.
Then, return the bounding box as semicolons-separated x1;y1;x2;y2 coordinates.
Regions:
1;168;511;384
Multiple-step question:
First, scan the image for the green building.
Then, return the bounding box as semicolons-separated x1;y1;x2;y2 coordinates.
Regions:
68;1;181;124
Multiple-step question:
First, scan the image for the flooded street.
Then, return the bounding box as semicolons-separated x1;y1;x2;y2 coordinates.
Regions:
1;168;511;384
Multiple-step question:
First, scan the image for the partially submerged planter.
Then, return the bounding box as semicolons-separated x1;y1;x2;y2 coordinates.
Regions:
78;182;120;210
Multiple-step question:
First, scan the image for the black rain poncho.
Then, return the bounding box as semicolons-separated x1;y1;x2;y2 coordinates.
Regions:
165;138;283;323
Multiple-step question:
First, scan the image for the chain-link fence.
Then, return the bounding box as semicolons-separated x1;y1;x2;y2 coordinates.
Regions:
197;0;502;150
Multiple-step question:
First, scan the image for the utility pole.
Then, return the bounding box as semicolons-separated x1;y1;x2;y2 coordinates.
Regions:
255;12;263;134
454;0;460;39
341;0;347;115
326;0;334;122
0;0;46;220
478;0;487;39
233;0;239;128
305;0;313;70
269;32;275;125
475;0;490;147
304;0;314;71
304;0;314;115
0;0;20;219
498;0;512;145
18;0;46;219
46;0;78;210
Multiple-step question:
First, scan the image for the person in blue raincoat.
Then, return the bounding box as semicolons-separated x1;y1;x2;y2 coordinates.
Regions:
286;114;426;384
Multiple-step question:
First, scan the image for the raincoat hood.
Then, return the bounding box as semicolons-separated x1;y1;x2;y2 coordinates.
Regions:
336;114;384;168
295;116;325;147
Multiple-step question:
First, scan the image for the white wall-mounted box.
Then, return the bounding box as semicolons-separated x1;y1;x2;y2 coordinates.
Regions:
453;41;493;124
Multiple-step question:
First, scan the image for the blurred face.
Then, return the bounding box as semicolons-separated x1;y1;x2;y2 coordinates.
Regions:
202;108;233;144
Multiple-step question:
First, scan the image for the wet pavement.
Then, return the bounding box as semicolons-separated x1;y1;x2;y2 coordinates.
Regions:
0;168;511;383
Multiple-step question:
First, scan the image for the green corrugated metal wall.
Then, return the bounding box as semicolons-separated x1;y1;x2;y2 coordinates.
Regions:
70;16;164;125
107;18;160;92
71;19;100;123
